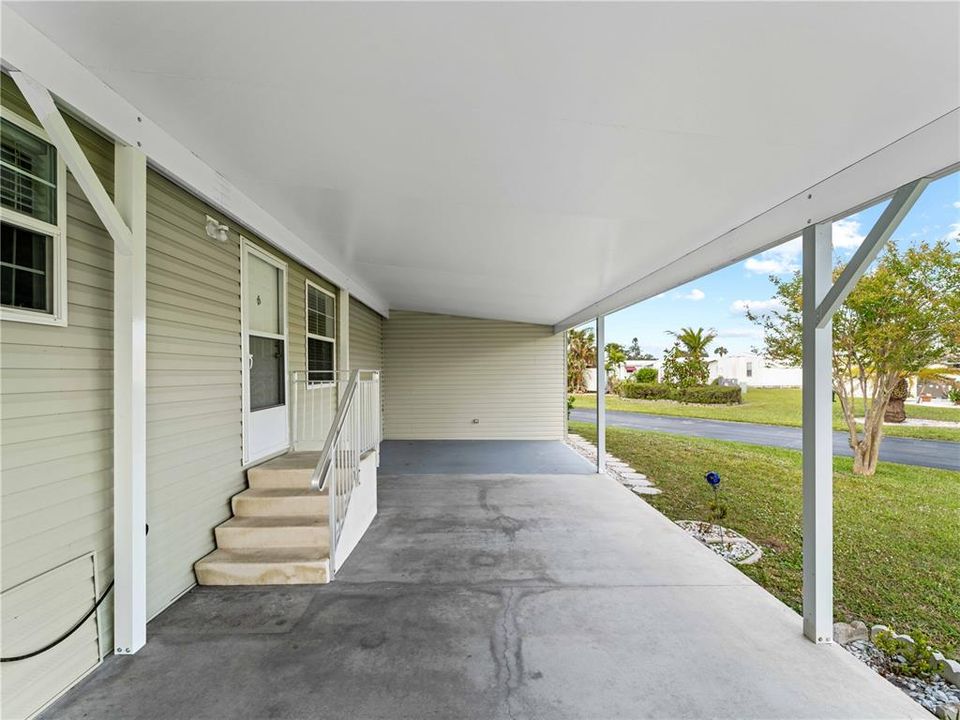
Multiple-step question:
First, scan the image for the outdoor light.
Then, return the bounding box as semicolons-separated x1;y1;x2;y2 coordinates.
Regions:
204;215;229;242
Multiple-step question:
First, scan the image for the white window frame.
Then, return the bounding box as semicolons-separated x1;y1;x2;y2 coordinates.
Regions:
0;107;68;326
305;280;336;387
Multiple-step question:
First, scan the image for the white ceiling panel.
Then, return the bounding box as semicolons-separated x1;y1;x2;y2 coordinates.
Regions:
8;1;959;324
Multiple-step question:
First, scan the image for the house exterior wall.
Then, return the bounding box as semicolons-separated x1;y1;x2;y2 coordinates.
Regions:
1;73;351;718
382;311;564;440
349;297;383;371
1;74;116;717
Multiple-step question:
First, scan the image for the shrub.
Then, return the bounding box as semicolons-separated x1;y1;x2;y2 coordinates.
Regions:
948;387;960;405
633;367;658;384
620;382;675;400
677;385;742;405
619;382;742;404
873;629;941;679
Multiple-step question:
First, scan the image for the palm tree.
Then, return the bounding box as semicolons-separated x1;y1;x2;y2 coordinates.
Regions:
566;328;596;393
605;342;627;391
714;346;729;357
667;327;717;360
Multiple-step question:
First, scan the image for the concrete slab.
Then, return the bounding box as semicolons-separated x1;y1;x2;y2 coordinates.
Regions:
41;472;924;719
379;439;595;475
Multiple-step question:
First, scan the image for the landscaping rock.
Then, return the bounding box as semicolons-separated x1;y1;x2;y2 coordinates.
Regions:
942;659;960;688
833;622;861;645
936;703;959;720
850;621;869;641
871;624;890;642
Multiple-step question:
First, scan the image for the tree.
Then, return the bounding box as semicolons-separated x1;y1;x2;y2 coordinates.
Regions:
605;342;627;392
662;327;717;387
627;337;643;358
749;239;960;475
714;346;729;357
567;328;596;393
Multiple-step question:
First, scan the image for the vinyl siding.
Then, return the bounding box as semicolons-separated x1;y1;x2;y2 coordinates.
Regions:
349;297;382;371
144;171;246;617
382;311;564;440
0;73;115;717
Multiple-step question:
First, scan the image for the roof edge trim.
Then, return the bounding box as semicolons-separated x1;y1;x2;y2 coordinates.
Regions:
554;108;960;334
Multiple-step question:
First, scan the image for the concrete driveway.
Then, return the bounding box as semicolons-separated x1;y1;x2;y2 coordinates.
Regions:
572;407;960;471
43;442;923;719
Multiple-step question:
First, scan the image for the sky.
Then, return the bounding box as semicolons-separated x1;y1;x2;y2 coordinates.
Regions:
586;171;960;358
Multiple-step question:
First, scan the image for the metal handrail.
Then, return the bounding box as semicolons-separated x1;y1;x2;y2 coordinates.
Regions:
310;369;361;491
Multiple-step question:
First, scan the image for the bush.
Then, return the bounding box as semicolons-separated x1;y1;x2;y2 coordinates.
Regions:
620;382;675;400
619;382;742;404
632;367;658;384
676;385;742;405
948;387;960;405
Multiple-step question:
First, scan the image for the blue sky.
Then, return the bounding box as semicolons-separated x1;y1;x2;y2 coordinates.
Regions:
588;172;960;358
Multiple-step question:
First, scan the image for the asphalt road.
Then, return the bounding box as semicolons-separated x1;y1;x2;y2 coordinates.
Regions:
569;408;960;472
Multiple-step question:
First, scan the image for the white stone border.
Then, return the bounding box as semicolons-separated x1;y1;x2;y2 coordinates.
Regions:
566;434;660;496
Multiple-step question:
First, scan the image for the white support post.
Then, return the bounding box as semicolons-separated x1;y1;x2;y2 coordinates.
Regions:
113;145;147;655
338;288;350;373
596;316;606;474
801;222;833;644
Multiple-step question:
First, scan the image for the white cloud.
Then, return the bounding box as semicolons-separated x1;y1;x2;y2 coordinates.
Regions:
717;327;762;338
730;298;784;315
744;236;801;275
952;201;960;209
743;218;865;275
679;288;705;301
832;218;865;249
941;222;960;242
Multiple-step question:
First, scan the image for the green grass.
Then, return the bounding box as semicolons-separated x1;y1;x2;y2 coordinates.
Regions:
572;387;960;442
570;421;960;652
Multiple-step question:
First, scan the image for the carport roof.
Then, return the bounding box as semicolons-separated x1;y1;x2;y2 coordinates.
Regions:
5;2;958;327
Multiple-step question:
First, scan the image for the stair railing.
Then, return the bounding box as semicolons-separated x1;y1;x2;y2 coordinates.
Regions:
309;369;381;572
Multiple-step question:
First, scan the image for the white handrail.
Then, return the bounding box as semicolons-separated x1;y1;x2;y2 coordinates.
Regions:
294;369;380;573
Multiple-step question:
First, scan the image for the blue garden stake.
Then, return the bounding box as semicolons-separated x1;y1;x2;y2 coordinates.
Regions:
705;471;724;546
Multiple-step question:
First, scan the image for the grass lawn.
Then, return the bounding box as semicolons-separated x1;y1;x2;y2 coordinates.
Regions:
572;387;960;442
569;420;960;652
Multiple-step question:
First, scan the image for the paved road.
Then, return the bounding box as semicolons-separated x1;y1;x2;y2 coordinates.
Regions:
570;408;960;471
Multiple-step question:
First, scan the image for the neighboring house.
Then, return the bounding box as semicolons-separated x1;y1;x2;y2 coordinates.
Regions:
708;354;802;388
584;358;657;390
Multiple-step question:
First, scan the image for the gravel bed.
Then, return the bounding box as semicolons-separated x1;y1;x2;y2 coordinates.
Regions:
844;639;960;716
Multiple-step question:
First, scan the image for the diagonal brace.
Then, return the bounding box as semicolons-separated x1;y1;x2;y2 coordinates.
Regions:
11;71;133;255
815;178;929;327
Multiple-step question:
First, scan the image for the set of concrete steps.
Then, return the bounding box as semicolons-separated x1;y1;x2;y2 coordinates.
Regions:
194;453;332;585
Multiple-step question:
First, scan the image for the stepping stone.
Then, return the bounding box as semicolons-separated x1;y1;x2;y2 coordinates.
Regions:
631;486;661;496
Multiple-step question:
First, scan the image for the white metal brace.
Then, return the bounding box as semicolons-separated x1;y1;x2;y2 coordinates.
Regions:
11;72;133;254
12;71;148;654
800;176;929;643
815;178;930;328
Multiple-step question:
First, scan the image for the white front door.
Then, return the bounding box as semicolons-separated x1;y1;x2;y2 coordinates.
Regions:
242;240;289;463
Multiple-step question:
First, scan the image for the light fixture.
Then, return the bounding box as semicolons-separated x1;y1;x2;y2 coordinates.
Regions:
205;215;229;242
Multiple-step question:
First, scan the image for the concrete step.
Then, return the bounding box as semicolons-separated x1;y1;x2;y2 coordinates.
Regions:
231;488;328;517
195;547;330;586
215;516;330;550
247;452;321;490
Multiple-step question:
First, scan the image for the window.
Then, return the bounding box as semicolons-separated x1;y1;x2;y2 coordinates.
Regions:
746;362;753;378
306;281;335;384
0;112;67;325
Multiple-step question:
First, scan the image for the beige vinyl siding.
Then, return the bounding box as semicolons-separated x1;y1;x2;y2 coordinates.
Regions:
1;555;101;719
382;311;564;440
144;171;246;616
0;73;115;716
349;297;382;371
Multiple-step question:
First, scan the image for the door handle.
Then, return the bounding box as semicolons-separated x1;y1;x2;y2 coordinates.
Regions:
248;353;254;370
